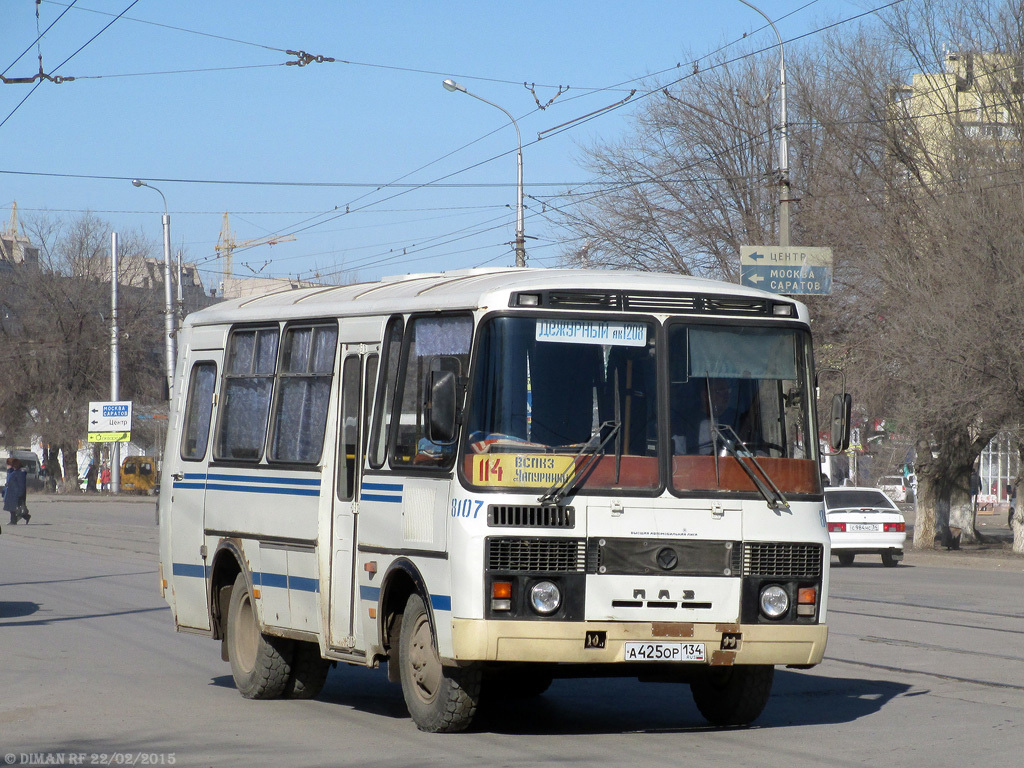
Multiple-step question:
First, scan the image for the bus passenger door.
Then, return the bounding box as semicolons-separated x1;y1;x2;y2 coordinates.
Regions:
165;353;221;631
328;345;378;649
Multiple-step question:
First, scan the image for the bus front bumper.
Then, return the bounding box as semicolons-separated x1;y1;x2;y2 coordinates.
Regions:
449;620;827;667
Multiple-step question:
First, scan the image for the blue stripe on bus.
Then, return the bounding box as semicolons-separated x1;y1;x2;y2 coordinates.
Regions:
431;594;452;612
206;483;320;497
362;482;403;491
361;493;402;503
173;482;206;490
171;565;318;593
255;572;320;593
358;585;450;612
258;571;288;589
360;585;381;601
172;562;206;578
207;473;321;486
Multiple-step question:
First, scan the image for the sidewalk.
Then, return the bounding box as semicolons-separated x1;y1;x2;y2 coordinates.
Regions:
902;501;1024;570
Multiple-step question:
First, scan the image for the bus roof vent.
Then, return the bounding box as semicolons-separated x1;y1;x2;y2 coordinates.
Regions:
702;296;772;316
623;292;700;313
545;291;622;310
513;290;785;317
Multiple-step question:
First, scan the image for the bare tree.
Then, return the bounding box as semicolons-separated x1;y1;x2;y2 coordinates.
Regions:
557;51;782;279
0;213;166;490
557;0;1024;553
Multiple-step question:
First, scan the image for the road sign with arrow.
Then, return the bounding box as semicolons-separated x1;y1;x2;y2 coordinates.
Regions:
88;400;133;443
740;246;833;295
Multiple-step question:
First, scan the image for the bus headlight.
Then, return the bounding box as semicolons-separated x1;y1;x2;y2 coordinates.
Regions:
759;585;789;619
529;581;561;615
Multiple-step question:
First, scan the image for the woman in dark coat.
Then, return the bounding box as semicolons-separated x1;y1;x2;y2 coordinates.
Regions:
4;457;29;524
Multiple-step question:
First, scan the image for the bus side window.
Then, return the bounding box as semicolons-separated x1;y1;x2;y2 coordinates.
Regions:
269;323;339;464
337;355;360;501
181;361;218;461
369;318;403;469
390;314;472;468
215;327;279;461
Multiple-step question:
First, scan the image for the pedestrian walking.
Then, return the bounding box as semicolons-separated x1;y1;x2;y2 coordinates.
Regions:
3;457;30;524
100;464;111;492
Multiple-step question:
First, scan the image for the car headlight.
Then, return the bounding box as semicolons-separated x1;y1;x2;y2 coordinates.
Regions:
529;580;561;615
759;585;789;619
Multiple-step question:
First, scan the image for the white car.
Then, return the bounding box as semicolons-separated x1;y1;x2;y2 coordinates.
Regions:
877;475;910;503
824;486;907;567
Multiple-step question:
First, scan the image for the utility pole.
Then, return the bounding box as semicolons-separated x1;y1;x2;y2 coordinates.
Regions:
110;232;121;495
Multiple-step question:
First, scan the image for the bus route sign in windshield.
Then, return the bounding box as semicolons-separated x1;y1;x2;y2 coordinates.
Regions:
536;319;647;347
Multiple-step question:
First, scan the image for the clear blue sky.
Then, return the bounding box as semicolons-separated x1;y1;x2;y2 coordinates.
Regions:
2;0;871;292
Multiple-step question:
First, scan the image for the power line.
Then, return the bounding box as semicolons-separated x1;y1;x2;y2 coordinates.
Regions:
0;0;141;129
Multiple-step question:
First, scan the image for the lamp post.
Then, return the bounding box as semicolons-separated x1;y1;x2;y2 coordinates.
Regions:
442;78;526;266
735;0;791;247
132;179;176;399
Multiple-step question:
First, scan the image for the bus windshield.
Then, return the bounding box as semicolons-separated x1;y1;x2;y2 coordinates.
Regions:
464;315;659;493
667;322;818;495
463;314;819;497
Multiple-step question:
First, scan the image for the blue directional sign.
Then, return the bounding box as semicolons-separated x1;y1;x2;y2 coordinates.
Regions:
739;246;834;295
88;400;133;443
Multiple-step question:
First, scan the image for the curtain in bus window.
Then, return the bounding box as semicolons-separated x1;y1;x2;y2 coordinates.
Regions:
181;362;217;460
272;324;338;463
217;327;279;461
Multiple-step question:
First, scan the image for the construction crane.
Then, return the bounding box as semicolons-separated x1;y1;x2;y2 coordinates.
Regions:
215;212;296;288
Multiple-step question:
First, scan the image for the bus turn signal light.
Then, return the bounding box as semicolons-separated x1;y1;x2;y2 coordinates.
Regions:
491;581;512;612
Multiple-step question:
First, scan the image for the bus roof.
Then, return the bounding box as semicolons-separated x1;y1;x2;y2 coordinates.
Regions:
185;267;810;328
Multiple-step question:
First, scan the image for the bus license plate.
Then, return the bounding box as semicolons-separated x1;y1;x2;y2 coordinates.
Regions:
624;641;706;662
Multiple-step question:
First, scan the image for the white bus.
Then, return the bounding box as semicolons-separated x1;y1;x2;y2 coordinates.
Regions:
158;267;849;732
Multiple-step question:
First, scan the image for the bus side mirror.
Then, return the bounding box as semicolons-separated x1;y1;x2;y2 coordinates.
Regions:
829;393;852;453
427;370;457;444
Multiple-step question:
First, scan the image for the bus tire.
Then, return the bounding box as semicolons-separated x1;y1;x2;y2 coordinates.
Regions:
398;593;480;732
226;573;293;699
690;664;774;727
284;640;331;699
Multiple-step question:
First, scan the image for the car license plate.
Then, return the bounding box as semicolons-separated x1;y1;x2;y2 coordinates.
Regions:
848;523;881;532
624;641;706;662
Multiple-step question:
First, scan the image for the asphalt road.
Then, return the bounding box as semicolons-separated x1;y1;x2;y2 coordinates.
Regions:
2;497;1023;767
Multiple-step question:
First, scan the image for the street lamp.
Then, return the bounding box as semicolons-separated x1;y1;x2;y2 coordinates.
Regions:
132;178;176;400
734;0;791;247
442;78;526;267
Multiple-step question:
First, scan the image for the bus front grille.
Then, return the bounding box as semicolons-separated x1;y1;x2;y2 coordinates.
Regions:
742;542;823;578
488;504;575;528
486;537;586;573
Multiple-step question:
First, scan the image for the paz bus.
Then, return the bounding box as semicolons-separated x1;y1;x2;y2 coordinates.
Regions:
157;267;849;732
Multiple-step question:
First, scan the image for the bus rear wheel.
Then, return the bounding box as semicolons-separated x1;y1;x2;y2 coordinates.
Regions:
284;640;331;699
226;573;294;699
398;593;480;732
690;664;774;727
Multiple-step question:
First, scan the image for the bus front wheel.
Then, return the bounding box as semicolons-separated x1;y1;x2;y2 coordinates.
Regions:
226;573;294;699
690;664;774;727
398;593;480;732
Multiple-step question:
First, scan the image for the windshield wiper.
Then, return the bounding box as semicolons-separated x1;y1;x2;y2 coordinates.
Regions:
538;420;621;506
713;424;790;512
